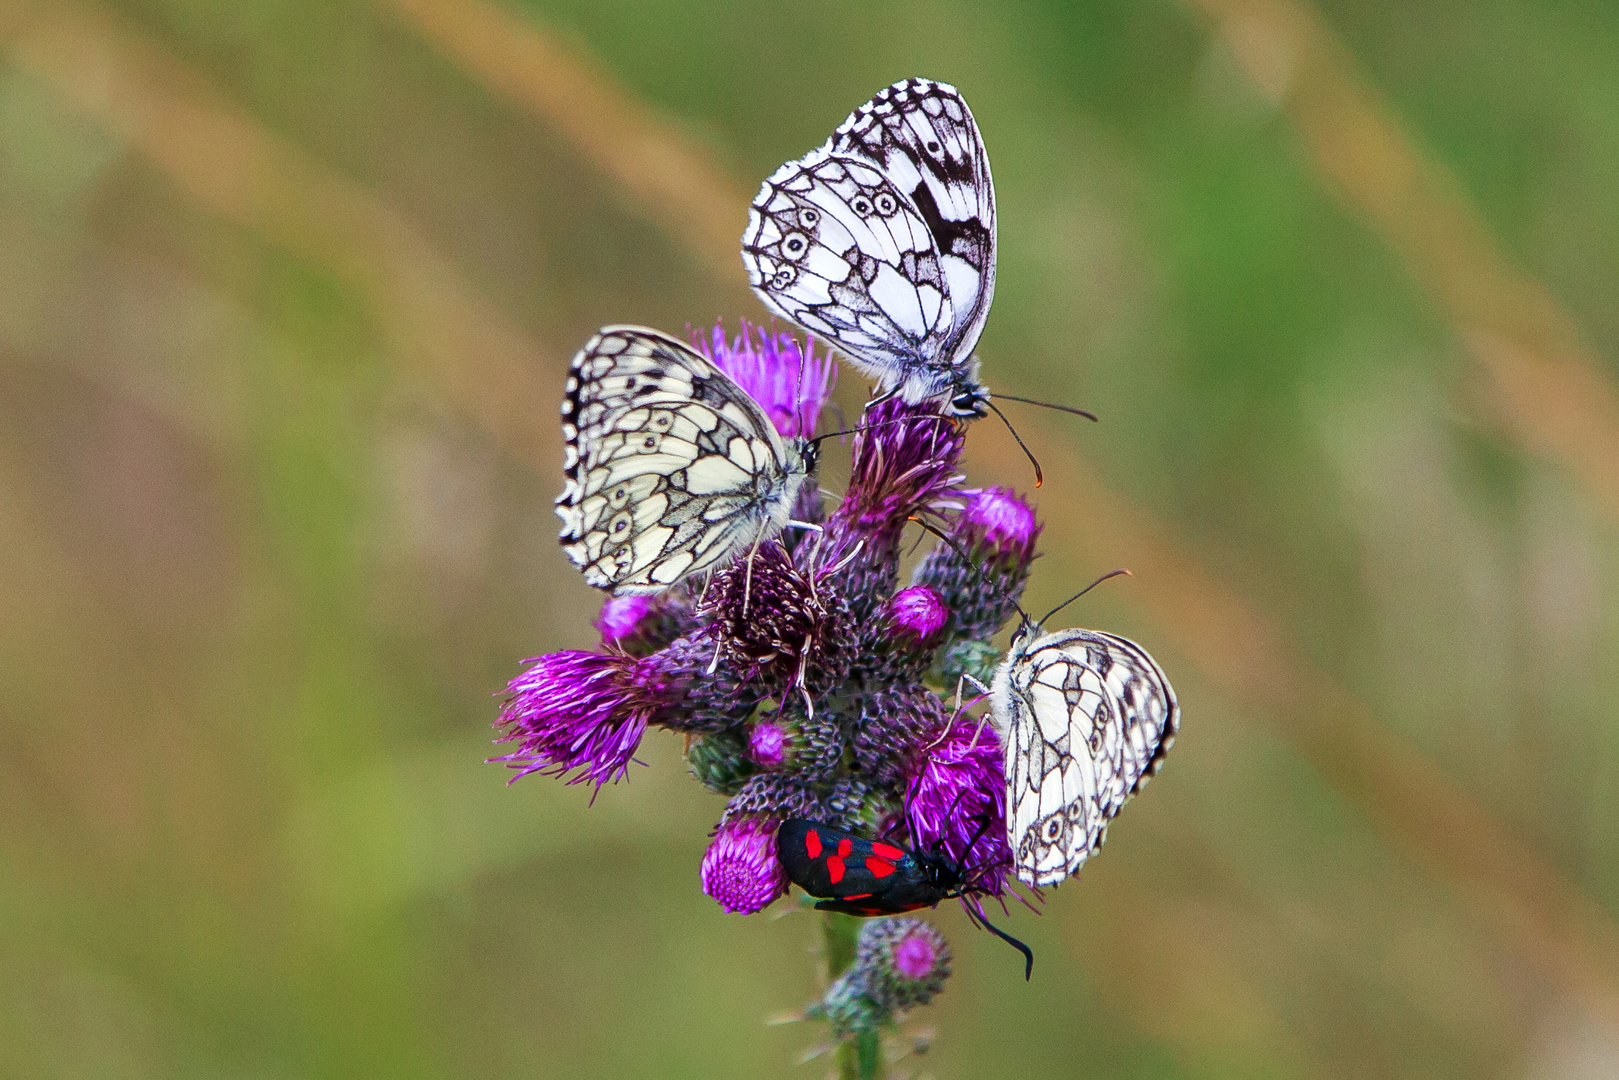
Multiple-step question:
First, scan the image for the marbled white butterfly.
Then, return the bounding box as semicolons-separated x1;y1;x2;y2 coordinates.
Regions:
556;326;816;594
988;625;1178;887
742;78;996;418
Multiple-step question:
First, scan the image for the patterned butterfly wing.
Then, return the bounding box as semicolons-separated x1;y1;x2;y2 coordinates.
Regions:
744;152;954;378
742;78;995;410
556;326;807;594
993;629;1178;887
830;78;995;362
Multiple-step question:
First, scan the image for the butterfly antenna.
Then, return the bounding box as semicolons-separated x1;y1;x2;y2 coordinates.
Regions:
984;401;1043;488
808;415;952;446
992;393;1099;423
906;514;1032;627
1039;568;1132;626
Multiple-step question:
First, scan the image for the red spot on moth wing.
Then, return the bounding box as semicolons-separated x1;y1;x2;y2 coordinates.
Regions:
871;842;905;860
843;893;872;900
865;858;897;878
827;857;845;884
805;829;822;859
837;838;854;858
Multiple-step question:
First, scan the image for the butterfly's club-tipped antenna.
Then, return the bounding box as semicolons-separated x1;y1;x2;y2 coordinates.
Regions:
1040;567;1132;626
984;400;1045;488
992;393;1099;423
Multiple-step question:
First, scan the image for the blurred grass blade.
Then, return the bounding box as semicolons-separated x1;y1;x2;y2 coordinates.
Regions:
1189;0;1619;521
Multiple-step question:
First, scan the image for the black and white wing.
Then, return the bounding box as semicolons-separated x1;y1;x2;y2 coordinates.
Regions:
556;326;809;594
993;629;1178;887
742;78;995;409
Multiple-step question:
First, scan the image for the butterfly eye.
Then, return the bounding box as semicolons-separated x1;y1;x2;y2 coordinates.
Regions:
874;192;898;216
771;266;797;289
799;207;820;228
780;232;809;261
851;195;874;217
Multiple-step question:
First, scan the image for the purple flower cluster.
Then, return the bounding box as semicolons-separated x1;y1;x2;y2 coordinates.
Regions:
496;320;1043;917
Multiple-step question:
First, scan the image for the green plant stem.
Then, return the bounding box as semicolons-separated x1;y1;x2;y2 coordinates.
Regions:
821;910;860;983
821;911;885;1080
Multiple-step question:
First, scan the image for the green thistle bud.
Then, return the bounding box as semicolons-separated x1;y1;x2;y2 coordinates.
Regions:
856;917;951;1011
685;727;755;796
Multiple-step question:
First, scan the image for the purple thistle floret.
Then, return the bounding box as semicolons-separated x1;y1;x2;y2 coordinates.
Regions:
748;720;788;769
494;650;674;787
905;719;1013;897
701;817;788;914
914;485;1041;643
596;595;653;643
894;932;939;980
959;485;1041;556
888;585;948;646
694;319;836;439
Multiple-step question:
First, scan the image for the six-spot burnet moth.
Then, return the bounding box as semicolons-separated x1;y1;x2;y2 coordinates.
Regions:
776;817;1035;979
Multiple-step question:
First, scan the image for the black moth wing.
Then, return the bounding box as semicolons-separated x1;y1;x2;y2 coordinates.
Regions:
776;818;952;915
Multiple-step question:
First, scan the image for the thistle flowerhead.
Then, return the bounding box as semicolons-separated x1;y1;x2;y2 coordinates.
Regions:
914;486;1041;642
856;918;952;1011
694;318;836;439
493;650;676;787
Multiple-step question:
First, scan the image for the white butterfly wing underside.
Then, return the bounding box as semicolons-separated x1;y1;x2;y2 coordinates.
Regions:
999;630;1179;887
742;78;995;402
556;327;805;594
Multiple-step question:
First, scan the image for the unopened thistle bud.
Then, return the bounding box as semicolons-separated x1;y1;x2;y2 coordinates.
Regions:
686;728;755;796
913;486;1041;640
856;918;951;1011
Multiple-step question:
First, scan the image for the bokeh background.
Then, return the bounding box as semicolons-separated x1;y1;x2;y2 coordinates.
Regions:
4;0;1619;1076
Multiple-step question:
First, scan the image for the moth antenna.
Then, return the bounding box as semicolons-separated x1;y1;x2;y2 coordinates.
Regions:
961;897;1034;980
1039;568;1132;626
992;393;1099;423
984;401;1043;488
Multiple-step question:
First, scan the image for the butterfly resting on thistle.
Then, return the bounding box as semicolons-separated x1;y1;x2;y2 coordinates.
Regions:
555;325;828;594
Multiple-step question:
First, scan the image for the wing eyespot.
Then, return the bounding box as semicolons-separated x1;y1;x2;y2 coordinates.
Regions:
850;194;874;217
636;433;663;453
798;206;820;228
771;266;797;289
781;232;809;261
874;191;898;216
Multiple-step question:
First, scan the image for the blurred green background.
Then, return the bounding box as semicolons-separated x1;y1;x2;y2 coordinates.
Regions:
4;0;1619;1076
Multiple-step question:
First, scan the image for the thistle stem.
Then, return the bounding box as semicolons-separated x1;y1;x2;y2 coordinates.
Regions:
821;911;887;1080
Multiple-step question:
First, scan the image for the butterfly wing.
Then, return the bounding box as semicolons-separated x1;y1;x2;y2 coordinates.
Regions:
743;78;994;405
744;151;954;386
830;77;995;363
997;630;1178;887
556;326;804;593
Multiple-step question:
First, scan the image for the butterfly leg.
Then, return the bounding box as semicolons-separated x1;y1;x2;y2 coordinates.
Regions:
741;530;766;617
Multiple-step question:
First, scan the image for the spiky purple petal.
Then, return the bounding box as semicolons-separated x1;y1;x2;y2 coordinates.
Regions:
694;319;836;439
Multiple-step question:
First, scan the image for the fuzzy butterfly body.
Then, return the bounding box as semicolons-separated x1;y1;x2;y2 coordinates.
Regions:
556;326;814;593
990;629;1178;888
743;78;996;417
